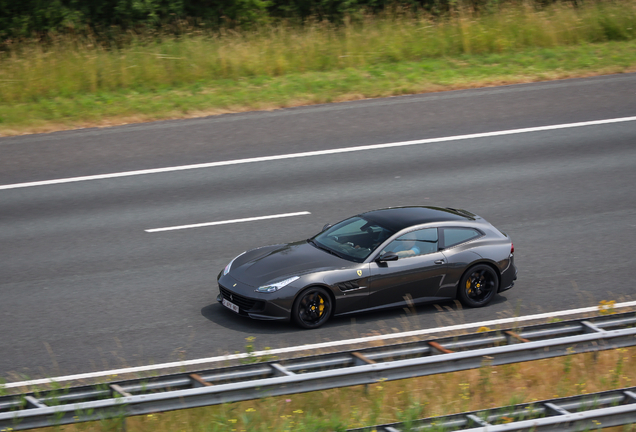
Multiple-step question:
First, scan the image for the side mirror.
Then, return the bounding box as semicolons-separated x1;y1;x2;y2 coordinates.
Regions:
322;223;332;232
376;252;399;263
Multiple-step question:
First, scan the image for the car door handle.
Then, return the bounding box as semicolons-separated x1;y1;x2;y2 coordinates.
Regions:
434;259;445;265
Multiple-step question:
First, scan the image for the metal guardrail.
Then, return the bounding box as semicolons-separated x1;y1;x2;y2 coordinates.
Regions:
349;386;636;432
1;312;635;430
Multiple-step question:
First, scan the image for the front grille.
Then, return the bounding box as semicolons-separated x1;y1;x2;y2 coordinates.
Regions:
219;284;262;312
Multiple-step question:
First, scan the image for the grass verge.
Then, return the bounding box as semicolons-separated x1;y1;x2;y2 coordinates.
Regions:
2;41;636;136
33;346;636;431
1;1;636;136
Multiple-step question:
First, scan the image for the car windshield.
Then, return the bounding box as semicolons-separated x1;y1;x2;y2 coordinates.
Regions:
309;216;395;263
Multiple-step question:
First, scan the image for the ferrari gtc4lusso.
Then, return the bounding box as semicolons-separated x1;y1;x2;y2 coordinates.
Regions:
217;206;516;329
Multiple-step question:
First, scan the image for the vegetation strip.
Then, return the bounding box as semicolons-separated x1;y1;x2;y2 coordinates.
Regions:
5;301;636;389
3;311;636;431
5;339;636;431
1;1;635;136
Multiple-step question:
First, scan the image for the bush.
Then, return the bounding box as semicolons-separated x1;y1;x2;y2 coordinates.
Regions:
0;0;583;42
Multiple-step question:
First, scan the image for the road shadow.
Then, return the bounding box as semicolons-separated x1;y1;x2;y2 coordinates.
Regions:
201;303;292;334
201;294;508;334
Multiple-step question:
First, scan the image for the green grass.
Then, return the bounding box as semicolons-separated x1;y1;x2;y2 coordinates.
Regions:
1;41;635;135
1;1;635;135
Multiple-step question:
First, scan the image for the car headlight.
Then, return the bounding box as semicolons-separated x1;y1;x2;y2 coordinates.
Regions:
223;251;246;276
255;276;300;293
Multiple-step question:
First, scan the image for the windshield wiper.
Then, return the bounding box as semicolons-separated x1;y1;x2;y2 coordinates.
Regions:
307;239;346;259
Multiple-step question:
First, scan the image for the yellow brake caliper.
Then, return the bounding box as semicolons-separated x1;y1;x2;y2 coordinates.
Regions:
318;296;325;316
466;279;472;294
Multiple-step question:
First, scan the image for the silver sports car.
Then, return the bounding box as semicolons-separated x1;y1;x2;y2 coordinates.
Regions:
217;206;516;329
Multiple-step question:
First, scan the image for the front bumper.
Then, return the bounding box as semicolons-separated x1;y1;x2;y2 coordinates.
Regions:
216;274;293;321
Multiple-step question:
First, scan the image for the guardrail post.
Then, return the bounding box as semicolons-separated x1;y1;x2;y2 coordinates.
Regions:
110;384;132;398
108;385;130;432
504;330;529;344
624;391;636;402
351;352;375;366
466;413;490;427
189;374;212;388
24;396;47;409
351;353;376;394
270;364;295;377
544;402;571;416
581;321;606;334
428;341;453;354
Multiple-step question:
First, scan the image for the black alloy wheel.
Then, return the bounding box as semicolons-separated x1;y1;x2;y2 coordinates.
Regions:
458;264;499;308
292;287;332;329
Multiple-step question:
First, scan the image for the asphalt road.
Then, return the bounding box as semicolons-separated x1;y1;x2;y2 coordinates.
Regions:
1;74;636;381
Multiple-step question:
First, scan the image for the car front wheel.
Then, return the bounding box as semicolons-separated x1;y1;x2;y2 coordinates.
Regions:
458;264;499;308
292;287;332;329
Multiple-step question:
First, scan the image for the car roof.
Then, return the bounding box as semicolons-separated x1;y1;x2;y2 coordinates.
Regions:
360;206;474;233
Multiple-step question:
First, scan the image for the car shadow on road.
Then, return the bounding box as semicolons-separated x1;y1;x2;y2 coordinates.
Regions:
201;294;508;334
201;303;292;334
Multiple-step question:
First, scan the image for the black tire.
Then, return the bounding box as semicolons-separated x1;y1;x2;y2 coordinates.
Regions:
458;264;499;308
292;287;332;329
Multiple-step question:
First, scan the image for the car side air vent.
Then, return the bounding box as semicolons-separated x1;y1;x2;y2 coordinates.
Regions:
337;280;361;292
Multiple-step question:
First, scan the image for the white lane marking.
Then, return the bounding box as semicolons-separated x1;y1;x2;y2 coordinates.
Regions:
1;116;636;191
5;300;636;389
146;211;311;232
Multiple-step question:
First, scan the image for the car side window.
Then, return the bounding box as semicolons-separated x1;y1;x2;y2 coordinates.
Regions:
442;228;482;248
383;228;438;258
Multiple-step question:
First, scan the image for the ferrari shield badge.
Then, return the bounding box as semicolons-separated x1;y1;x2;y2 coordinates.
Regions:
357;270;362;277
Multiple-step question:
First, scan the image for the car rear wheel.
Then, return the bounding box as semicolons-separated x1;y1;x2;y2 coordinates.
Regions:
292;287;332;329
458;264;498;308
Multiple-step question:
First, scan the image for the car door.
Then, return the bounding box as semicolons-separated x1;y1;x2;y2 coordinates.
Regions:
367;228;450;310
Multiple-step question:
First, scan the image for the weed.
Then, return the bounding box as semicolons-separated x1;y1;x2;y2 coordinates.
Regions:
599;300;617;315
239;337;277;364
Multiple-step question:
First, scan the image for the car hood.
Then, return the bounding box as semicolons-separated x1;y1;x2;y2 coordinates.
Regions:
230;240;348;286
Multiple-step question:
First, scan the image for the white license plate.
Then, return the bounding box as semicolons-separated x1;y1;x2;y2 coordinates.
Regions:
222;298;239;313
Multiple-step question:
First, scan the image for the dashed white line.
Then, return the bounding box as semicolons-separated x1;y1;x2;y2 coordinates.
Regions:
1;116;635;191
145;211;311;232
4;300;636;389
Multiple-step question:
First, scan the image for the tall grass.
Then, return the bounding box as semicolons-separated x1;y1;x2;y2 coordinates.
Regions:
1;1;635;104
